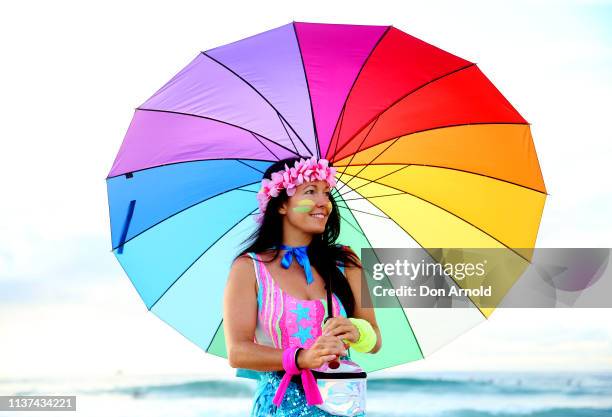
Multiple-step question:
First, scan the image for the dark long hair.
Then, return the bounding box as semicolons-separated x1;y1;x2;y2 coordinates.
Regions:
235;157;361;317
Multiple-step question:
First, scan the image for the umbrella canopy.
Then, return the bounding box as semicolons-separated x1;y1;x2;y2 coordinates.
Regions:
106;22;547;372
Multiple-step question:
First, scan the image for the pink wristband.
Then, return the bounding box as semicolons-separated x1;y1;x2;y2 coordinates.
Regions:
272;346;323;407
284;346;301;375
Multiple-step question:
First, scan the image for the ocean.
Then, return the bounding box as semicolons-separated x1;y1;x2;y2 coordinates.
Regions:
1;371;610;417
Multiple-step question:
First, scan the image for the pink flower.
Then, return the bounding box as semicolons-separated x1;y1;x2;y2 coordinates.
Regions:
254;157;337;224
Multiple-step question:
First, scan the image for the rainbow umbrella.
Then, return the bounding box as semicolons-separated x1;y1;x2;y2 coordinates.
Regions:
106;22;547;372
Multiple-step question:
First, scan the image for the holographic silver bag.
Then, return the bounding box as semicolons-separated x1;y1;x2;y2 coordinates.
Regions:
311;359;367;416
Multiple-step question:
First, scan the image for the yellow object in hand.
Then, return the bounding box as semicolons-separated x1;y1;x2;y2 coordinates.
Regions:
348;318;377;353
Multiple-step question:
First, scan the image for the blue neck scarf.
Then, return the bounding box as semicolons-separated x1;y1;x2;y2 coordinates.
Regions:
277;244;314;285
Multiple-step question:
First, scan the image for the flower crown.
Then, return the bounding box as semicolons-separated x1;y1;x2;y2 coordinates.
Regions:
255;157;338;224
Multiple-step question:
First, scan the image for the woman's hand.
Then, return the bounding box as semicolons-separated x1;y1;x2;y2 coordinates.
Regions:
322;316;360;344
297;335;347;369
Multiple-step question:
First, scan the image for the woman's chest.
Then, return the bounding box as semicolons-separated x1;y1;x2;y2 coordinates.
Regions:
256;291;346;349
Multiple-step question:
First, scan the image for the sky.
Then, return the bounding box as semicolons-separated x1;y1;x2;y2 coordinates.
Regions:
0;0;611;378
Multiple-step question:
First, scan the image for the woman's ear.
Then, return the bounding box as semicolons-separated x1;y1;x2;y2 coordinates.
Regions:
278;201;287;215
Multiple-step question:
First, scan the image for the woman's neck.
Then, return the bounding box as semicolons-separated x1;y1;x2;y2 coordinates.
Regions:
280;241;310;248
281;225;313;247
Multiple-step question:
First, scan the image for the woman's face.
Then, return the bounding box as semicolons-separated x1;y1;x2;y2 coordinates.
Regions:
279;180;333;234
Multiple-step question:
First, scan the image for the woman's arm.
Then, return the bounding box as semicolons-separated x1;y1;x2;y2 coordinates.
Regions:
223;255;284;371
343;248;383;354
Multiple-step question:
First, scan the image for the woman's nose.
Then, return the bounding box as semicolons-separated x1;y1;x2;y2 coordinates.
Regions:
315;193;329;205
315;196;331;213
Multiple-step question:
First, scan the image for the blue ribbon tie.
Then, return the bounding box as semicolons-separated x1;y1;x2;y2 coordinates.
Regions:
279;244;314;285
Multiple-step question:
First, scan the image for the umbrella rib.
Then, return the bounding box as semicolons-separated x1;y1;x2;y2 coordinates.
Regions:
205;319;225;353
109;180;260;252
333;190;426;358
329;62;476;162
332;190;392;219
339;192;407;201
328;106;346;165
132;108;301;160
338;215;369;239
336;135;403;195
276;113;301;156
335;203;369;241
339;161;548;196
335;204;391;220
327;26;392;161
201;51;315;157
335;129;397;194
333;123;547;196
338;183;490;320
292;22;320;159
338;164;410;197
339;173;532;265
249;132;281;161
235;159;266;174
335;115;380;193
333;122;531;169
107;156;281;181
149;207;259;311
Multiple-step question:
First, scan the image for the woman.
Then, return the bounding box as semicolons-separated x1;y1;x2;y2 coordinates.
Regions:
223;156;382;416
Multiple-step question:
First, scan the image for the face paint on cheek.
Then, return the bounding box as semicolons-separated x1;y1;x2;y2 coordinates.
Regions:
292;199;315;213
326;201;333;212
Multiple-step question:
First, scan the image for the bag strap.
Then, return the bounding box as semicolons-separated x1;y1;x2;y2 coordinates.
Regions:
325;245;349;323
326;272;333;322
325;260;345;322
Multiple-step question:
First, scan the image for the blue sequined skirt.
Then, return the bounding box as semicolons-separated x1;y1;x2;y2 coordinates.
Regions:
250;371;366;417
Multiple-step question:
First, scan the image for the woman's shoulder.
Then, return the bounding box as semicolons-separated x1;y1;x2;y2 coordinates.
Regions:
228;253;258;287
231;253;254;270
235;249;278;264
254;249;278;262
